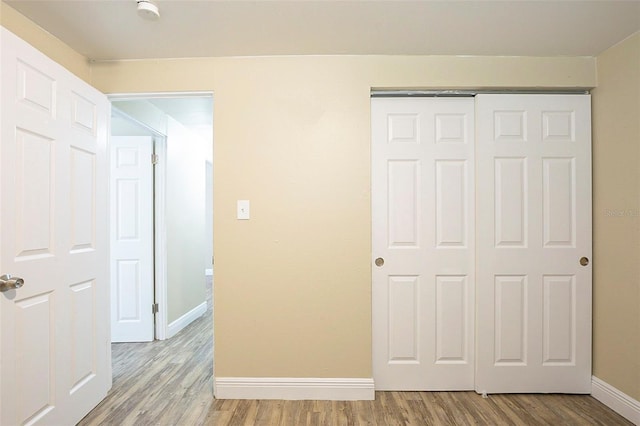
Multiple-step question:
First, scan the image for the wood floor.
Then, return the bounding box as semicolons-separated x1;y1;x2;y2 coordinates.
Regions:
78;278;632;426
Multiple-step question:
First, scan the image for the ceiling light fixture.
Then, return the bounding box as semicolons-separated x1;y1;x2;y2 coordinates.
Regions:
137;0;160;20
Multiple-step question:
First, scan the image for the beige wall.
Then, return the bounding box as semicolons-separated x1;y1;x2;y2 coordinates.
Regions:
90;56;596;378
592;32;640;401
0;3;91;82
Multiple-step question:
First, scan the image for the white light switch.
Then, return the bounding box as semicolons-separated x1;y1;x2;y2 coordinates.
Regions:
237;200;250;220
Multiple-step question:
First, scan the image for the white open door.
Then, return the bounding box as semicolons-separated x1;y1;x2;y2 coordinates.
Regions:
0;28;111;425
475;94;592;393
372;97;475;390
110;136;154;342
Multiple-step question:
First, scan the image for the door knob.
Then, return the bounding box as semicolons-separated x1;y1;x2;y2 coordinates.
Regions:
375;257;384;267
0;274;24;292
579;257;589;266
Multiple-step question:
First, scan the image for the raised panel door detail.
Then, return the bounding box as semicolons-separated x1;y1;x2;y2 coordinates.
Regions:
388;276;419;363
116;147;140;168
388;160;419;248
495;275;527;365
543;158;575;247
15;128;54;260
495;158;527;247
116;179;140;241
71;92;97;136
116;260;141;321
494;111;527;142
388;114;419;144
69;280;97;394
543;275;575;365
70;147;96;253
542;111;575;142
435;114;467;144
15;292;55;424
436;160;467;248
17;59;56;116
435;276;467;363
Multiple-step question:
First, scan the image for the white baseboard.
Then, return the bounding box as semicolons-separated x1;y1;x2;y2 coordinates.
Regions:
592;376;640;425
215;377;375;401
166;301;207;339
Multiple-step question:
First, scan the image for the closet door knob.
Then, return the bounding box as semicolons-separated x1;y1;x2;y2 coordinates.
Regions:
579;257;589;266
374;258;384;267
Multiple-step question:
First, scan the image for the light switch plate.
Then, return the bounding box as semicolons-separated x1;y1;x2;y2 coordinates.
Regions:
237;200;250;220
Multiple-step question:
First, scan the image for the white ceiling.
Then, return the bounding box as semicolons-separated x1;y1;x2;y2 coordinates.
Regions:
112;96;213;137
146;97;213;127
4;0;640;60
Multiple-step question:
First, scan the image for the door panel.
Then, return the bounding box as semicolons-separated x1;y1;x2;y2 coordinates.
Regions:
475;94;591;393
494;158;527;247
543;158;575;247
15;129;55;257
70;147;97;251
542;275;575;365
494;275;527;364
110;136;154;343
435;160;467;247
372;97;475;390
1;28;111;425
388;160;420;247
435;275;467;363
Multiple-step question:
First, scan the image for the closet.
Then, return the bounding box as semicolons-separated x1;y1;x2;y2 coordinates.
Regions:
371;94;592;394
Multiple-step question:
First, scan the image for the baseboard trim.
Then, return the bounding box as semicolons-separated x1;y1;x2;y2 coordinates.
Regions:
592;376;640;425
166;301;207;339
215;377;375;401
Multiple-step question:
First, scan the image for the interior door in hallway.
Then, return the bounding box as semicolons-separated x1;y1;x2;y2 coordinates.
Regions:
110;135;154;342
372;97;475;390
475;94;592;393
0;28;111;425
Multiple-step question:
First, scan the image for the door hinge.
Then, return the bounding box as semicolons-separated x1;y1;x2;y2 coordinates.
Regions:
151;153;159;165
152;303;159;314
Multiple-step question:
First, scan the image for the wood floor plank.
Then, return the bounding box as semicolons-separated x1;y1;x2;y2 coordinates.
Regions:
78;276;633;426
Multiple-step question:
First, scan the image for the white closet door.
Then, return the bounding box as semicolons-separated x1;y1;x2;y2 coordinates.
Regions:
0;28;111;425
475;94;592;393
372;97;475;390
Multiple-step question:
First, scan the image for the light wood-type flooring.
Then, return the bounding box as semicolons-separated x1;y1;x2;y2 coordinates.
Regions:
78;277;632;426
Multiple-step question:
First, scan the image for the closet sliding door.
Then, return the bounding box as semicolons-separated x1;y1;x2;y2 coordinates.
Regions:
372;94;592;393
475;94;592;394
372;98;475;390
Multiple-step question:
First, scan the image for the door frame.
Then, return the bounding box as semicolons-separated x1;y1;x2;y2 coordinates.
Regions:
153;133;168;340
109;91;214;343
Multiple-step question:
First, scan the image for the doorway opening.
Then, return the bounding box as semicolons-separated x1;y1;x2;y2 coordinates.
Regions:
108;92;214;382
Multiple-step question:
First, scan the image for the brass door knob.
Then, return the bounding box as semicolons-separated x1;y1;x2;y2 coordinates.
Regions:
579;257;589;266
375;258;384;267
